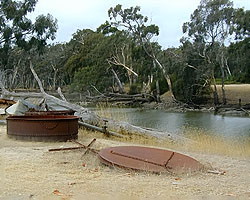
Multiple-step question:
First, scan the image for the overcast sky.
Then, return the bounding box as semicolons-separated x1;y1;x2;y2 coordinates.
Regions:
30;0;250;48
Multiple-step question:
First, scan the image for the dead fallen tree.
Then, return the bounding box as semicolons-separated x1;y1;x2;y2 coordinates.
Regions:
0;61;191;143
86;93;155;105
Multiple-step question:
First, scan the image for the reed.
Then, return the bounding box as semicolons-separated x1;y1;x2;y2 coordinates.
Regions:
95;103;128;122
180;127;250;157
78;126;250;158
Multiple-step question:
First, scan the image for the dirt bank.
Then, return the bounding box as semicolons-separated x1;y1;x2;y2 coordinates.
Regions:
1;125;250;200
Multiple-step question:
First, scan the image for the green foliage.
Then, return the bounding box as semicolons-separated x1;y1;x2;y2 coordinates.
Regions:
67;30;130;93
96;21;118;35
183;0;234;44
228;38;250;83
160;43;211;104
65;23;157;94
70;66;111;92
108;4;159;48
0;0;57;69
236;71;250;84
233;8;250;40
128;83;142;95
150;77;168;95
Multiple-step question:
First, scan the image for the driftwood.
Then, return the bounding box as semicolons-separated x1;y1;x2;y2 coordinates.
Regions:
81;138;96;156
71;140;99;154
0;61;191;143
49;146;86;152
49;139;99;154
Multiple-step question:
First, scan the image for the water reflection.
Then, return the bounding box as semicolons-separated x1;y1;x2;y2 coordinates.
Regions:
93;107;250;140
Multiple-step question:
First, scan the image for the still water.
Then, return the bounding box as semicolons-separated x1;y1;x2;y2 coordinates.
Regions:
93;108;250;140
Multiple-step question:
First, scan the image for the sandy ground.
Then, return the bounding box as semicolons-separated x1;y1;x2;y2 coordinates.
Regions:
1;125;250;200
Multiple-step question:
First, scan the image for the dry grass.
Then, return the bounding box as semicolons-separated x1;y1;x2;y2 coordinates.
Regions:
216;84;250;105
78;127;250;158
95;103;128;122
179;127;250;157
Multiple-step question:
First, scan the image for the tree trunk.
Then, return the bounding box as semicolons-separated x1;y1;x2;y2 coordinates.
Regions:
111;68;125;93
156;79;160;102
220;51;226;105
10;59;20;89
212;71;219;106
154;58;175;101
53;69;58;91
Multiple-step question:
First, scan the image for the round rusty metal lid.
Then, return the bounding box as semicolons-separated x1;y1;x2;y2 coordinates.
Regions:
99;146;203;173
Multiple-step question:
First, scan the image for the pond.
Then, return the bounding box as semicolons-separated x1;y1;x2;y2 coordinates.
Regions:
92;107;250;141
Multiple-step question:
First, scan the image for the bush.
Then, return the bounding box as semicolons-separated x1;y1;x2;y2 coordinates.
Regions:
129;83;142;95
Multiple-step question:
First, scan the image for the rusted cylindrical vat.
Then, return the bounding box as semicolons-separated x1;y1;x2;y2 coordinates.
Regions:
7;115;79;141
25;110;75;116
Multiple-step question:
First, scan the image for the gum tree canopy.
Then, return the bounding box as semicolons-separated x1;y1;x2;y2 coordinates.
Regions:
108;4;176;100
182;0;235;105
0;0;57;68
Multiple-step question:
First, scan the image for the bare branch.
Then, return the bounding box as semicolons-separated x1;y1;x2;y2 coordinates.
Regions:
107;57;138;77
57;87;67;101
30;61;45;94
90;84;106;97
187;64;198;70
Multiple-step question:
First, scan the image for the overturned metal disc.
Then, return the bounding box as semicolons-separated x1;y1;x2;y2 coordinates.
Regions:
99;146;203;173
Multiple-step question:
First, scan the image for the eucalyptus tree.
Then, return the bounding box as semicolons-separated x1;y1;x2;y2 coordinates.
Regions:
183;0;235;105
227;38;250;83
65;29;130;94
108;4;176;100
233;8;250;40
31;44;70;90
107;43;138;92
228;8;250;83
0;0;57;88
99;19;154;95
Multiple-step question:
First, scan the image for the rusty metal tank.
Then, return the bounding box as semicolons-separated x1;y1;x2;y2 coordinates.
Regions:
25;110;75;116
6;115;79;141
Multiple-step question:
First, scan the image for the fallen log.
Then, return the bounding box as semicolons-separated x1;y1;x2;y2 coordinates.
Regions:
78;121;125;138
240;107;250;116
86;92;154;103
